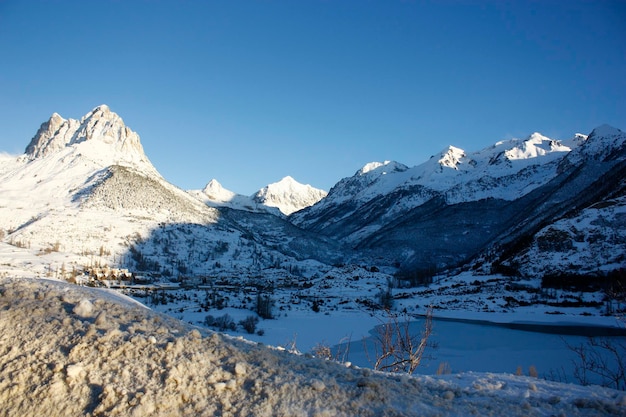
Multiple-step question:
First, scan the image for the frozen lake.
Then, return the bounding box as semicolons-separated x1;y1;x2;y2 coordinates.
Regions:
334;316;626;385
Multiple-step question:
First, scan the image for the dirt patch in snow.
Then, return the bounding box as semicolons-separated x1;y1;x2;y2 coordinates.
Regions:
0;278;624;416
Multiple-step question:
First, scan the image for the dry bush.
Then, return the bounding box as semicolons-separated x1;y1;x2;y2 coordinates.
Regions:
365;307;435;374
567;337;626;390
436;362;451;375
312;336;351;363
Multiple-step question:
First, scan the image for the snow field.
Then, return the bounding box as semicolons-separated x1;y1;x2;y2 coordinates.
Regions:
1;278;625;416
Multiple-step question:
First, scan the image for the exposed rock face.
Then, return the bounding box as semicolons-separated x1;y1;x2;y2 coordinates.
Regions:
25;105;145;159
25;112;80;159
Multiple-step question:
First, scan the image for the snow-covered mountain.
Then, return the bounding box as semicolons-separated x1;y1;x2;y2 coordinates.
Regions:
293;131;586;225
25;105;149;164
1;104;624;307
0;105;337;280
189;176;326;216
494;125;626;278
188;179;259;212
253;176;327;215
292;126;626;276
2;106;626;405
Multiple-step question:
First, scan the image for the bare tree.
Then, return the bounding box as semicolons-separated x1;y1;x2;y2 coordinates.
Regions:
566;276;626;390
566;336;626;390
365;307;435;374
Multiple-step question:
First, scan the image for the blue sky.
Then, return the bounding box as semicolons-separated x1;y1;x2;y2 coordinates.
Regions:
1;1;624;194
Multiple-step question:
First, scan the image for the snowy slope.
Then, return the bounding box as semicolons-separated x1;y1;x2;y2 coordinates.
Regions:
291;127;625;274
189;176;327;216
0;106;336;282
293;131;586;229
506;193;626;277
1;108;626;414
253;176;327;215
1;106;624;337
2;277;624;417
0;106;218;257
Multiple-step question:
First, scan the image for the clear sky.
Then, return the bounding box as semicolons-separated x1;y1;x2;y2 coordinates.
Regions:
1;1;624;195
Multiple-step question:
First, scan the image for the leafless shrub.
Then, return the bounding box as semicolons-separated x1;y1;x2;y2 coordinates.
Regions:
239;315;259;334
283;334;299;354
312;342;332;360
9;238;29;249
365;307;435;374
566;337;626;390
41;241;62;254
565;277;626;391
312;336;351;363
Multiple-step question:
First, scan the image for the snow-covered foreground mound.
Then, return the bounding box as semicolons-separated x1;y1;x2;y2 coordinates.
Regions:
1;279;625;417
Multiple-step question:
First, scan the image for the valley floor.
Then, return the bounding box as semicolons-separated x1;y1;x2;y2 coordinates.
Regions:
1;277;625;416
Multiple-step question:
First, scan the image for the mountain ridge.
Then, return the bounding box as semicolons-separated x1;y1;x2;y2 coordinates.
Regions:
189;176;327;216
0;105;340;282
25;105;147;163
292;125;625;276
0;105;623;301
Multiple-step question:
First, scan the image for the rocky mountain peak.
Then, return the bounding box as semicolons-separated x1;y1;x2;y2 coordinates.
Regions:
438;146;466;170
25;105;145;160
25;112;79;159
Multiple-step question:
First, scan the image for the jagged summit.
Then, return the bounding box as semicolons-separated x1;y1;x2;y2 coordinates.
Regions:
25;105;147;163
437;146;467;170
503;132;570;161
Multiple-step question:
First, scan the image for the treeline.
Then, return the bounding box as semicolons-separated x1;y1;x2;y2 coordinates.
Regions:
541;268;625;292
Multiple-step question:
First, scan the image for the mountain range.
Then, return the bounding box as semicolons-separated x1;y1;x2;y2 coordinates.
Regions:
1;105;624;293
190;176;327;216
293;125;626;279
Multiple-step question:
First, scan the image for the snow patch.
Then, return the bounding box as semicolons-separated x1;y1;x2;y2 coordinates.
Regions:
72;298;94;317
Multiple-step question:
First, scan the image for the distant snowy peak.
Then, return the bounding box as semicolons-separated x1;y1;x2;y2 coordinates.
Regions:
561;125;624;166
254;176;327;215
582;124;625;156
193;177;326;216
503;133;571;161
296;128;606;227
437;146;467;170
588;124;622;138
357;160;408;176
202;179;237;202
25;105;148;164
420;132;576;178
560;133;588;149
